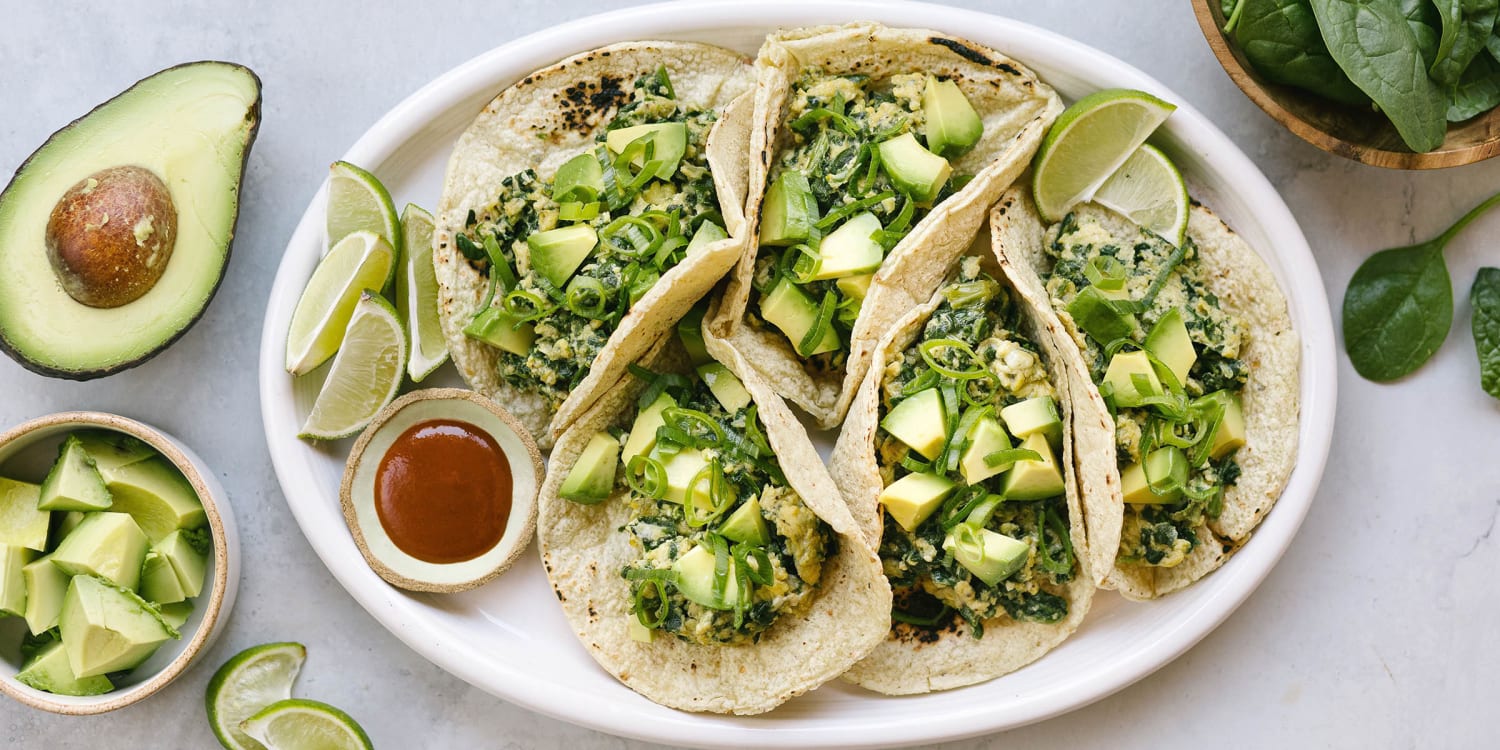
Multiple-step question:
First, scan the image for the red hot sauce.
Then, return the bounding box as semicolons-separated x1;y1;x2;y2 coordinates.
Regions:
374;419;511;564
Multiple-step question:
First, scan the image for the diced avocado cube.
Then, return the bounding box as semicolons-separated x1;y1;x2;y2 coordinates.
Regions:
999;396;1063;450
1206;391;1246;460
15;641;114;697
464;306;536;356
810;212;884;280
99;457;204;543
526;224;598;288
686;221;728;255
1103;350;1163;408
717;496;770;546
836;273;874;301
881;388;949;461
1121;446;1189;505
677;306;712;365
671;544;736;610
627;614;654;642
1145;308;1197;384
50;511;85;549
23;553;68;634
959;416;1013;485
697;363;752;413
139;550;186;605
154;530;206;599
59;575;177;678
877;132;952;203
605;122;686;181
1001;434;1065;501
659;447;711;506
38;435;113;512
942;525;1029;586
552;152;604;203
0;477;48;551
879;472;956;532
1066;286;1138;345
923;75;984;158
157;601;193;630
759;171;818;247
0;544;36;616
622;392;677;466
760;277;839;356
72;431;155;479
50;513;150;591
559;432;620;505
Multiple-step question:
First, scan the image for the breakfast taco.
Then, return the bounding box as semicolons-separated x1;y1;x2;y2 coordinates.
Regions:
708;22;1062;429
537;322;890;714
434;42;755;448
992;187;1299;599
829;228;1092;694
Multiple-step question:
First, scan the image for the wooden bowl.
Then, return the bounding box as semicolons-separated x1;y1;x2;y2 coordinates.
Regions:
0;411;238;715
1192;0;1500;169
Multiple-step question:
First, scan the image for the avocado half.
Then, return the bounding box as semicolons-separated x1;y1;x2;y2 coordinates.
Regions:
0;61;261;379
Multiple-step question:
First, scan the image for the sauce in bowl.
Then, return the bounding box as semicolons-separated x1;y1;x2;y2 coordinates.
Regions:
374;418;511;564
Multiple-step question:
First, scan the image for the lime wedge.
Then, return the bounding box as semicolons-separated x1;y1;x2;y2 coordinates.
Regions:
1092;143;1189;246
299;292;407;440
205;642;307;750
1032;89;1176;223
239;699;373;750
326;161;401;255
396;203;448;381
285;231;396;375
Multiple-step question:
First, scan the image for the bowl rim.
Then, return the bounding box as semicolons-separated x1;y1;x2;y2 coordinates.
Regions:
0;410;231;715
339;388;543;593
1189;0;1500;170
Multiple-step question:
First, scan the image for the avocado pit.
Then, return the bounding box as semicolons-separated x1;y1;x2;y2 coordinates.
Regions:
45;165;177;308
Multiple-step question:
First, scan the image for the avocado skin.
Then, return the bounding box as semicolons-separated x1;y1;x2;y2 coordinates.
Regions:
0;61;262;380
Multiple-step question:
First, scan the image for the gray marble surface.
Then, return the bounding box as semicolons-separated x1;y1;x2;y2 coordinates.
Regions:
2;1;1498;747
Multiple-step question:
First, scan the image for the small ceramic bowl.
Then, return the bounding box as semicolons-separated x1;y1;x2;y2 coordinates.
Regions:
340;389;541;593
0;411;238;715
1192;0;1500;169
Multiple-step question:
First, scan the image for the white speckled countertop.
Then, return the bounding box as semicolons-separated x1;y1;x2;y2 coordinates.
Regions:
3;1;1498;747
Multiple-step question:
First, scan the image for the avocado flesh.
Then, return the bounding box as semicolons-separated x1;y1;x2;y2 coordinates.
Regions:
677;307;712;365
877;132;952;203
0;477;49;551
943;526;1028;586
659;447;711;506
881;388;948;461
811;212;884;280
1103;350;1163;408
999;396;1063;450
560;431;620;504
98;457;204;543
0;544;36;616
1144;308;1197;384
59;575;176;679
51;512;150;591
463;306;536;356
836;273;874;301
0;62;261;379
686;221;727;255
139;550;186;605
526;225;598;288
1122;446;1188;505
718;497;770;546
959;416;1013;485
879;472;956;532
672;545;737;610
73;430;155;476
38;436;113;512
156;601;193;630
16;641;114;697
154;530;206;598
759;172;818;247
23;554;68;634
697;363;752;412
1207;391;1246;459
621;392;676;465
552;152;604;202
761;278;839;356
1001;434;1065;501
924;76;983;158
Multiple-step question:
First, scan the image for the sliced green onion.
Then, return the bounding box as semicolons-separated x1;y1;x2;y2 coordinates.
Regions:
984;448;1042;468
960;371;1000;407
557;201;601;222
632;578;670;628
797;290;838;357
454;233;486;261
1084;255;1128;290
939;485;988;531
484;234;518;295
651;236;688;269
815;190;895;230
919;338;988;380
663;407;725;447
902;368;939;396
1036;503;1075;576
565;276;608;318
502;289;554;322
787;244;822;284
899;453;932;474
600;216;661;260
625;455;668;499
949;521;986;559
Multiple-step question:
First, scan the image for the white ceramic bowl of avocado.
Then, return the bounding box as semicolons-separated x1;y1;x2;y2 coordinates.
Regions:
0;411;239;714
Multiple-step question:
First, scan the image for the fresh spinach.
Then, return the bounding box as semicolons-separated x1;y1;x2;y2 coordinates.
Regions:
1227;0;1369;105
1488;27;1500;60
1343;191;1500;381
1400;0;1443;64
1449;50;1500;119
1473;267;1500;399
1310;0;1449;153
1429;0;1500;87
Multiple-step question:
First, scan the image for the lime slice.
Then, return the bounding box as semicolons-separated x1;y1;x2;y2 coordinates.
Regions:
285;231;396;375
1032;89;1176;223
239;699;373;750
326;161;401;256
396;203;449;381
1092;143;1189;246
299;292;407;440
205;642;307;750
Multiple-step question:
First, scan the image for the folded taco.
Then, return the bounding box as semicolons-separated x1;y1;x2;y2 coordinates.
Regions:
829;230;1092;694
538;323;890;714
434;43;755;448
708;22;1062;429
992;187;1299;599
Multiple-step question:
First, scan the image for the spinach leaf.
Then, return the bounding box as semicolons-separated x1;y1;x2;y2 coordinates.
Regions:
1229;0;1369;105
1489;27;1500;60
1343;191;1500;380
1472;267;1500;399
1430;0;1500;87
1400;0;1443;65
1449;49;1500;119
1310;0;1449;152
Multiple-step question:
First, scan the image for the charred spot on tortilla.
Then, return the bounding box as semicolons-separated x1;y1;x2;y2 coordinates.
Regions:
558;74;628;132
